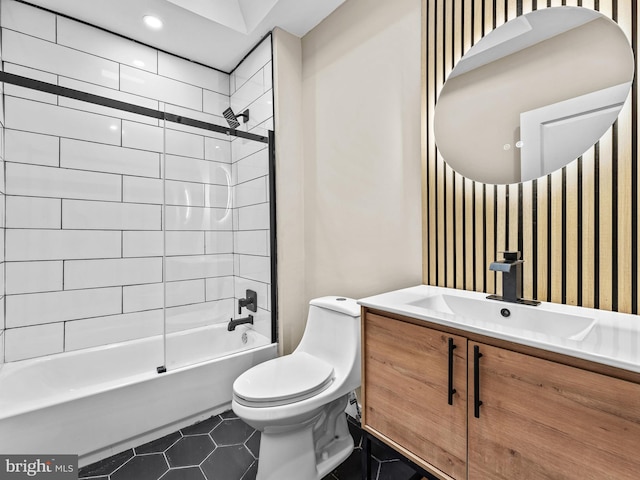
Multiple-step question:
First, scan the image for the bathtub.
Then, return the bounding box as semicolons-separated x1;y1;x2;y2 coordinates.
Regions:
0;324;276;467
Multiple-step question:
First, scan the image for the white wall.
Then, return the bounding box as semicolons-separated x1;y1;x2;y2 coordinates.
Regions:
302;0;422;297
273;0;423;353
0;0;274;362
273;28;306;355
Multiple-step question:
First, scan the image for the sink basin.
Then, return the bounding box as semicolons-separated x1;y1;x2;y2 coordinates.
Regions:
408;294;596;341
359;285;640;373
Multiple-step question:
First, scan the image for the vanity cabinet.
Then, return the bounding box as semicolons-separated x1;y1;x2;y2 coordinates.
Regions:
363;312;467;480
362;309;640;480
468;341;640;480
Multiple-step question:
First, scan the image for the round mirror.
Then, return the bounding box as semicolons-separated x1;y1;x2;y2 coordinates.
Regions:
434;6;634;184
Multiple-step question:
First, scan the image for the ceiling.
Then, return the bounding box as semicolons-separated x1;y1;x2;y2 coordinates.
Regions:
24;0;346;72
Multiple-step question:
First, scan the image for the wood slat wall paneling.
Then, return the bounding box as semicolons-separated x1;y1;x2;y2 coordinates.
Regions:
423;0;637;313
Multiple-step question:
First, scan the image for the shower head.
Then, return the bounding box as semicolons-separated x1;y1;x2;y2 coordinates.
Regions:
223;107;249;129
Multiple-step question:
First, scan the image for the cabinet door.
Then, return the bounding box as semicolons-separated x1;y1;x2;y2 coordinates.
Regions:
468;341;640;480
363;312;467;479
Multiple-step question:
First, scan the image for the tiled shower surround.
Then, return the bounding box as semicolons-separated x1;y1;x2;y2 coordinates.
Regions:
0;0;274;363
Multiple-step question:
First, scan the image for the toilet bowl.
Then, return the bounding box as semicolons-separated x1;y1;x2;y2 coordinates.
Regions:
232;296;361;480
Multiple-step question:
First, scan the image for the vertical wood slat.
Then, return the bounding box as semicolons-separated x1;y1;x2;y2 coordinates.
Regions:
436;159;447;285
484;0;494;35
600;127;615;311
455;174;464;289
582;148;596;309
446;166;455;288
486;186;496;295
522;0;534;15
465;178;475;291
423;0;637;314
427;0;437;286
537;178;549;302
454;0;463;64
508;183;519;253
463;0;473;54
495;0;506;28
475;184;485;292
582;0;599;309
599;0;615;312
444;0;456;288
635;0;640;314
566;161;579;306
496;185;507;295
474;0;483;43
421;0;429;285
522;182;534;300
436;0;446;287
507;0;519;20
550;169;563;304
617;0;633;314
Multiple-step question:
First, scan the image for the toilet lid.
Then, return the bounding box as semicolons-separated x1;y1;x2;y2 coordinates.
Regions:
233;352;334;407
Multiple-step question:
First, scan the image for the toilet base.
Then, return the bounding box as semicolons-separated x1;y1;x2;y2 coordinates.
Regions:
255;396;354;480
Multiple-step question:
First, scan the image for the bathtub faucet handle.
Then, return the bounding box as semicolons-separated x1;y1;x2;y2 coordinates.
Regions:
238;289;258;314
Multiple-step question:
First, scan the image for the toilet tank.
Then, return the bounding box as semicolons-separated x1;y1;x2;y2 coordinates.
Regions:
294;297;361;376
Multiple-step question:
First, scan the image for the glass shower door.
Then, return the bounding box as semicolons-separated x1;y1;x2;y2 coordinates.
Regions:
162;105;274;371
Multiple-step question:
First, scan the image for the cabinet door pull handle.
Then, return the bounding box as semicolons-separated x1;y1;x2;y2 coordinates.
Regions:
473;345;483;418
447;337;457;405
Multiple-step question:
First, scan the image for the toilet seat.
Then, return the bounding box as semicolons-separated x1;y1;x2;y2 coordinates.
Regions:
234;352;334;407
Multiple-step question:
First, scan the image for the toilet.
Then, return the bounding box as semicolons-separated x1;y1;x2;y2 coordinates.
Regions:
232;296;361;480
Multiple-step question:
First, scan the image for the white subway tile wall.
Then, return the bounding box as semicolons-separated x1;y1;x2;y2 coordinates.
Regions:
0;0;273;362
230;35;273;341
0;1;5;365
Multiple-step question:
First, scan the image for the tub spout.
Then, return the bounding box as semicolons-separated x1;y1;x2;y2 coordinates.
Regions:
228;315;254;331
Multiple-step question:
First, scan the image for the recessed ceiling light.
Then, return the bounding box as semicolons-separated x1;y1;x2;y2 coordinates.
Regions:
143;15;163;30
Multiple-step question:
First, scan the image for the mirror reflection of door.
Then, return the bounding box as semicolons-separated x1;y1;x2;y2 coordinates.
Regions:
433;7;634;185
520;82;630;181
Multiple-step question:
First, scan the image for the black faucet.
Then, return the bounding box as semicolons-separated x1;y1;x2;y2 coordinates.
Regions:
227;314;254;331
238;289;257;314
487;251;540;306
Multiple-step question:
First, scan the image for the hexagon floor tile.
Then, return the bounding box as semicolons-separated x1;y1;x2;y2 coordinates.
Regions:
78;411;422;480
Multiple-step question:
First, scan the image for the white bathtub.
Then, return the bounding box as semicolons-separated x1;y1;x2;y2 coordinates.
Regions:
0;324;276;467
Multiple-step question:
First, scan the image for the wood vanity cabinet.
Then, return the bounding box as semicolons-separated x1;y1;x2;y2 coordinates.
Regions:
362;311;467;480
362;309;640;480
468;341;640;480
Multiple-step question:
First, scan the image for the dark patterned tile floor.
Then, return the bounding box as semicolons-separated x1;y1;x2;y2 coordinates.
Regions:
79;410;421;480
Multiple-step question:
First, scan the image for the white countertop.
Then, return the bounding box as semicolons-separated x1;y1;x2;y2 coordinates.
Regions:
358;285;640;374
